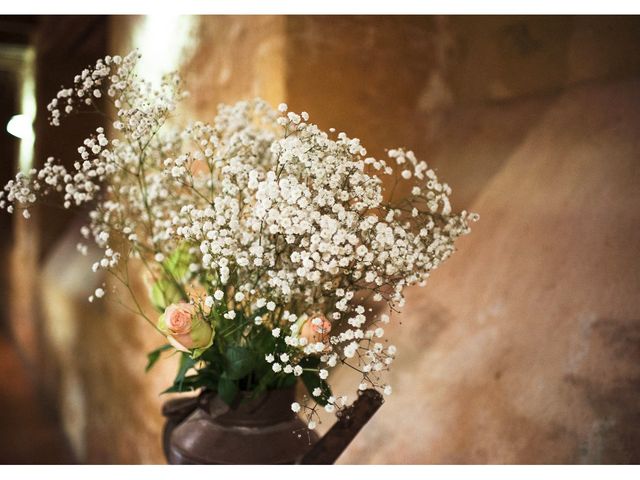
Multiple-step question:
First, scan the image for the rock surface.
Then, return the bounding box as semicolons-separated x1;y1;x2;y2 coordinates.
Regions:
338;77;640;464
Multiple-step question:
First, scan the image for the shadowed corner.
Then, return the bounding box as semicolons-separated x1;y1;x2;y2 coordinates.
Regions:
0;15;81;465
0;336;75;464
563;318;640;463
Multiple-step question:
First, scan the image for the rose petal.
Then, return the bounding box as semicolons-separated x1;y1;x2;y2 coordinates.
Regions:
167;335;190;353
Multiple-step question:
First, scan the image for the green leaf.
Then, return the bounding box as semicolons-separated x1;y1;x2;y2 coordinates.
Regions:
145;344;172;372
150;244;193;312
217;372;238;405
299;355;320;369
252;326;276;353
162;371;217;393
301;372;332;406
299;356;332;406
164;243;191;280
278;373;297;389
200;346;223;365
225;346;255;380
161;353;201;394
175;353;196;388
150;280;181;312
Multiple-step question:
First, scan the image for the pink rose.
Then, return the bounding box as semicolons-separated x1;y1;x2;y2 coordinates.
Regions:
158;302;214;353
165;303;196;335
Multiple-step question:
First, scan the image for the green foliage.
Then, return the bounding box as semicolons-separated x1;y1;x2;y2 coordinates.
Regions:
225;346;255;380
217;372;238;404
150;281;180;312
157;338;328;404
145;344;172;372
300;356;332;406
162;352;197;393
164;244;192;279
162;370;218;393
150;282;329;405
149;244;192;311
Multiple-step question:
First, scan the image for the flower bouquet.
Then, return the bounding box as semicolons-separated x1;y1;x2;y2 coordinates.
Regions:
1;51;476;448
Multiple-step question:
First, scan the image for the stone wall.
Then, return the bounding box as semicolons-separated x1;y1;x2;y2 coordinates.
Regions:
11;15;640;463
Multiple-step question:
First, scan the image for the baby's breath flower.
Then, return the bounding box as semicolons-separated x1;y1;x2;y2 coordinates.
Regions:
0;50;475;413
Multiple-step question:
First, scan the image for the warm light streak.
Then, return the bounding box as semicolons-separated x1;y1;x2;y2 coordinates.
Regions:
132;14;197;86
16;47;36;173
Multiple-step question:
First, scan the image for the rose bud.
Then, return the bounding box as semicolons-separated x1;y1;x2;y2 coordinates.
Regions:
158;302;214;354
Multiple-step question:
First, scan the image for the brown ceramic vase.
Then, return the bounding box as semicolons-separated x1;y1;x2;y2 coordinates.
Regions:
163;386;318;464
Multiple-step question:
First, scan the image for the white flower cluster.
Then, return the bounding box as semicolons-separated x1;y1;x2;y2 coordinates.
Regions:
168;101;474;425
0;52;476;429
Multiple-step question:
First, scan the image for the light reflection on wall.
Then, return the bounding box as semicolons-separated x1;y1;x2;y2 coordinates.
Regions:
17;47;35;173
8;45;38;375
131;15;198;86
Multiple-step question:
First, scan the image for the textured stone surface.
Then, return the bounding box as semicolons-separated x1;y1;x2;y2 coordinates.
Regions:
336;78;640;464
286;16;640;157
181;16;287;114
